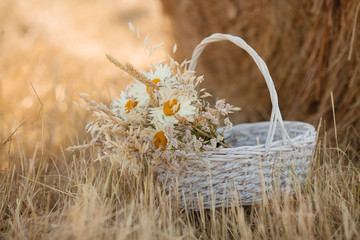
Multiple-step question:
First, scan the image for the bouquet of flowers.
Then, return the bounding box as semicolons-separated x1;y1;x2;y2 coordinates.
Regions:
72;47;239;174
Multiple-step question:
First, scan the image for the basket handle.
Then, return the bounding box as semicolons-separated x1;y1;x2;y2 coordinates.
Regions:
188;33;294;153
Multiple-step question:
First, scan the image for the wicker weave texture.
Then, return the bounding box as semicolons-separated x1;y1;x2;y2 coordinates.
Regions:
156;121;316;208
156;34;317;208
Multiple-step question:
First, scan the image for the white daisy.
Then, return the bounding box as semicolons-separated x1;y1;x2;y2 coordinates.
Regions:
144;64;173;83
111;91;142;122
143;125;170;150
130;64;174;106
150;87;197;125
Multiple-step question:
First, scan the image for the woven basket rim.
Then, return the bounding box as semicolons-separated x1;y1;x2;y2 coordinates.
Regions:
205;121;316;154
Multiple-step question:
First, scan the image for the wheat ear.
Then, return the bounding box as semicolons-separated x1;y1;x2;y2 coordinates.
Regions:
106;54;159;90
148;89;159;107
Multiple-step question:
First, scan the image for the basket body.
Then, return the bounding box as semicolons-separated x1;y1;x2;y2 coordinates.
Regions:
154;33;317;209
156;121;316;208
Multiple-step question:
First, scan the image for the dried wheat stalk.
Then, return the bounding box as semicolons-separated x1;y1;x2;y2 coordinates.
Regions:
106;54;159;90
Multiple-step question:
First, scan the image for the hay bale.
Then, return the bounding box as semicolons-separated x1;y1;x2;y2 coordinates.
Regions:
160;0;360;160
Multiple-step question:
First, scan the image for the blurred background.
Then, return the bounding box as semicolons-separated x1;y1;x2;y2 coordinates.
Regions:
0;0;359;168
0;0;172;168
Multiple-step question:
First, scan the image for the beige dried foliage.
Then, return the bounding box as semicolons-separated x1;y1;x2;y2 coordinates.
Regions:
193;115;206;126
174;114;231;148
1;130;360;239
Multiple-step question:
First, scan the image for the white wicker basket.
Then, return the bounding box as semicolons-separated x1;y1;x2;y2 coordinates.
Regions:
156;33;317;209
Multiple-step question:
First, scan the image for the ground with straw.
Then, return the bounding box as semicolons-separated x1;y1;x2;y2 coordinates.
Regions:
1;131;360;239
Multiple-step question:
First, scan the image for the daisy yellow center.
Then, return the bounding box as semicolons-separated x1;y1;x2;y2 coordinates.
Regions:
146;78;161;94
124;100;138;113
154;131;167;149
163;99;180;116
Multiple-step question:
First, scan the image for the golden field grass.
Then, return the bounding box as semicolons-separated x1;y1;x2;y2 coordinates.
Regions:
1;0;360;239
1;125;359;239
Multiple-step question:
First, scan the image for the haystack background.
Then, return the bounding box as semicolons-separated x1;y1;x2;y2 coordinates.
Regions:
161;0;360;160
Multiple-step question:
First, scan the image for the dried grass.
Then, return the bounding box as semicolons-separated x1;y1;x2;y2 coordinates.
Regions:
1;128;360;239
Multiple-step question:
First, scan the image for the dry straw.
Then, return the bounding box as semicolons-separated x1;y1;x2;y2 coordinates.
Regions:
155;34;317;209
